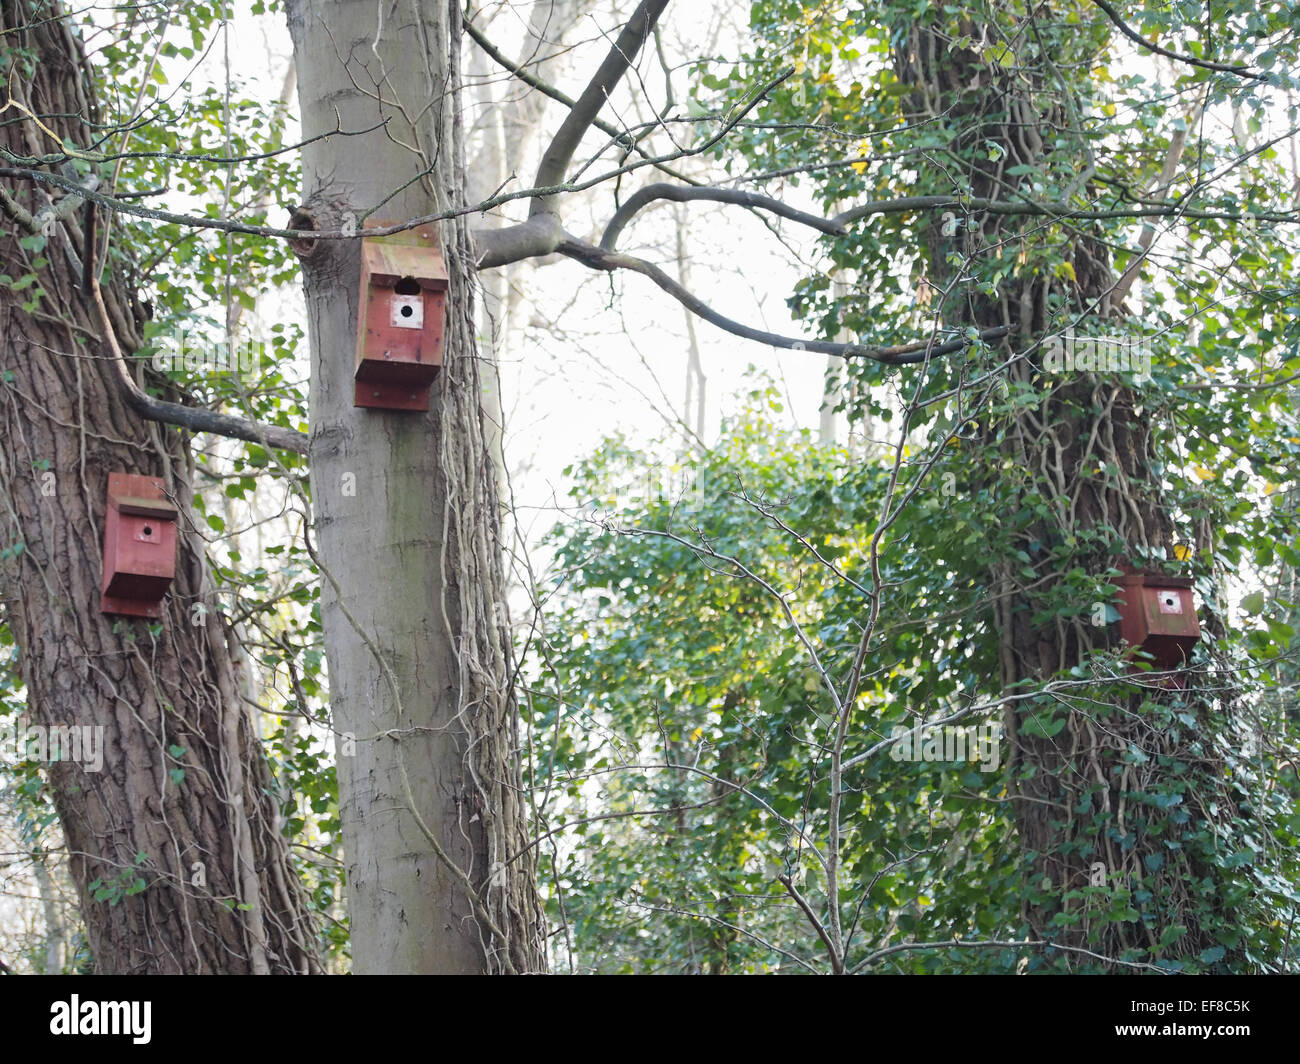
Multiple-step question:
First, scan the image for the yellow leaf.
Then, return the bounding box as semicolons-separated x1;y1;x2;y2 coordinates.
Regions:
849;139;870;175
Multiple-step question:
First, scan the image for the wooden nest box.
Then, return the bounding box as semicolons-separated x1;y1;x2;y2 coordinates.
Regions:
101;472;178;618
1111;565;1201;674
354;220;448;412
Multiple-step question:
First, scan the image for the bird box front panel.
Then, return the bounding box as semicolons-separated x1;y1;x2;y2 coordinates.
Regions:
356;282;445;383
1142;584;1200;640
354;222;449;411
102;473;178;618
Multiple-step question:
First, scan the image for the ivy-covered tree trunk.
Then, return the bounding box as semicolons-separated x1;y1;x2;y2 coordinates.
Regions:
285;0;547;973
0;0;320;974
898;19;1242;966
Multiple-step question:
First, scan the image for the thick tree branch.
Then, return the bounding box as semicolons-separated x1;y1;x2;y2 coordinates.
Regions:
556;234;1012;363
462;9;695;186
1091;0;1267;81
473;212;565;270
529;0;672;219
601;183;844;249
88;281;309;455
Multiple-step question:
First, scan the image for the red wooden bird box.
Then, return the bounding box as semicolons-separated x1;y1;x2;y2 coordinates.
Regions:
101;472;178;618
1112;566;1200;672
354;220;448;411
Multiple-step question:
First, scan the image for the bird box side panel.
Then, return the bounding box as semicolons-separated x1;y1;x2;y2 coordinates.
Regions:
1113;573;1150;648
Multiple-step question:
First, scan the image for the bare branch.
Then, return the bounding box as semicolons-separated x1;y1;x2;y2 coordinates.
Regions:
628;898;822;973
851;937;1178;973
462;9;696;186
601;182;844;250
556;234;1012;363
1091;0;1267;81
528;0;673;219
602;184;1300;252
0;118;386;169
778;873;843;974
6;163;1292;252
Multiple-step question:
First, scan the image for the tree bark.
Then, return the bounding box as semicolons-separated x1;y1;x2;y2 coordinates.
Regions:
0;0;320;974
285;0;547;973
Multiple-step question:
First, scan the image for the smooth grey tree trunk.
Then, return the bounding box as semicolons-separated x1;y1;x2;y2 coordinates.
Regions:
285;0;546;973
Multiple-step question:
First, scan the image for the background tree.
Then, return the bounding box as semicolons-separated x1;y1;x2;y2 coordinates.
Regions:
0;0;320;974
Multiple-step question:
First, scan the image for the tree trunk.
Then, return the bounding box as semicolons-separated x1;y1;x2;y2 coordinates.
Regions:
0;0;320;974
897;20;1236;965
285;0;547;973
32;853;65;973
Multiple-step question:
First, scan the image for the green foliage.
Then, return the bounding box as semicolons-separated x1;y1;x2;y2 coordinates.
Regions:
531;388;1027;972
89;852;150;907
